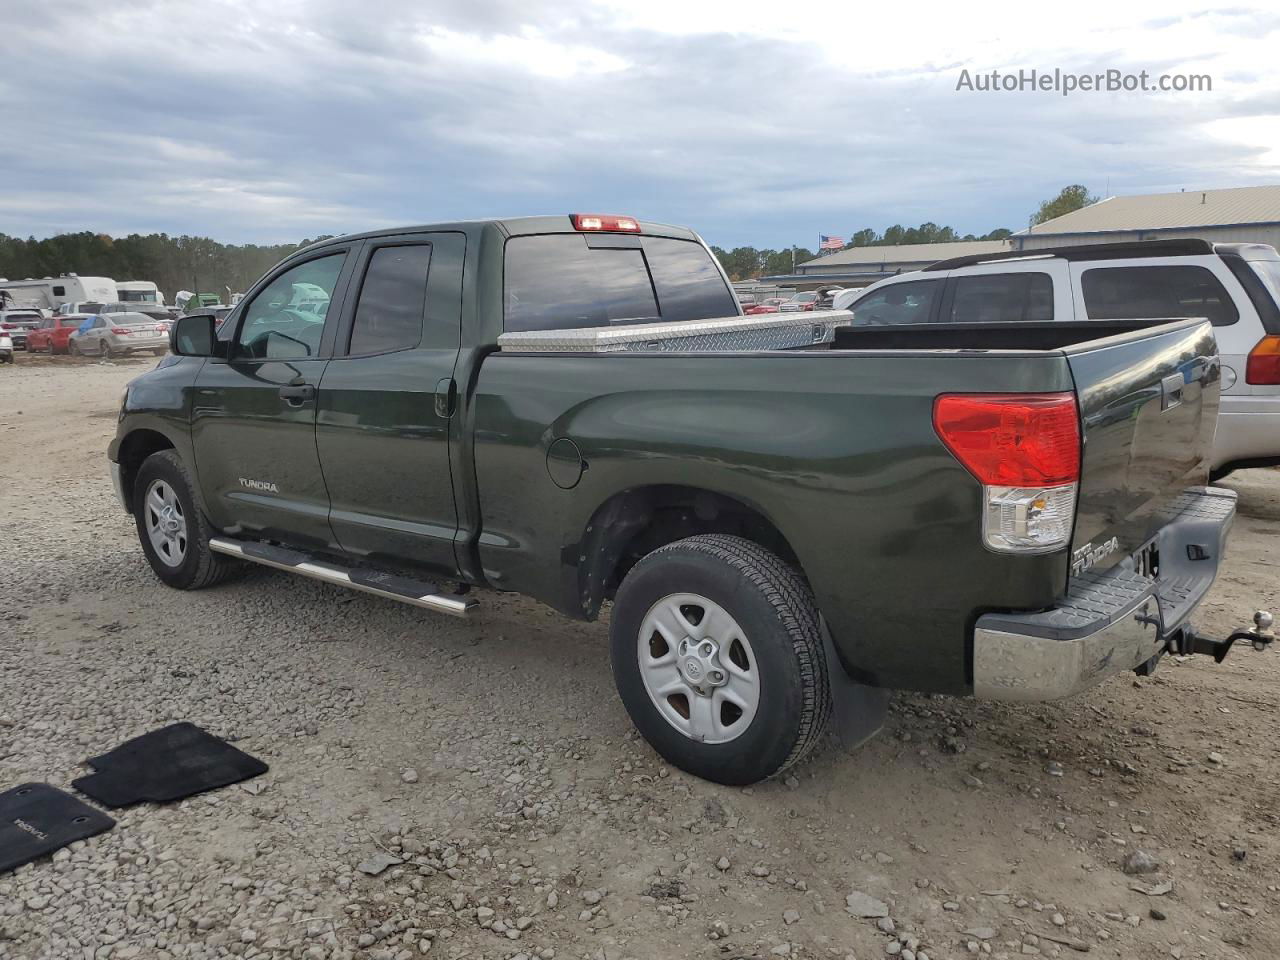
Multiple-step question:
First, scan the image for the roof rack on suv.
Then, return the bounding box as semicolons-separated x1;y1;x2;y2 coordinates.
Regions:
922;238;1215;272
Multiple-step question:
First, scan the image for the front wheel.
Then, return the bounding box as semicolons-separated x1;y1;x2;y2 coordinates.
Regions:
610;535;831;785
133;450;237;589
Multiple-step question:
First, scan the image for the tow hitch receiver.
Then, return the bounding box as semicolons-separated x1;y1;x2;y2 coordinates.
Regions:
1174;610;1275;663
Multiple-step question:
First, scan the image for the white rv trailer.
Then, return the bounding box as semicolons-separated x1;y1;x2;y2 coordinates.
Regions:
116;280;165;305
0;275;117;311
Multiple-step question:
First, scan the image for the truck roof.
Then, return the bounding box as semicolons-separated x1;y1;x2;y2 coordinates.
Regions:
306;215;700;251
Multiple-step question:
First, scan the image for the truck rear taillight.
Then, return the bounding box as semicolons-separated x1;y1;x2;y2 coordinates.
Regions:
1245;335;1280;384
933;393;1080;554
570;213;641;233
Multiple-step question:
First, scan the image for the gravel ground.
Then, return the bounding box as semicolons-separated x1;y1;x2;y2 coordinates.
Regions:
1;357;1278;960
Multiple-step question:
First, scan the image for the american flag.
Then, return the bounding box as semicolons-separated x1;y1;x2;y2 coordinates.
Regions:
820;234;845;250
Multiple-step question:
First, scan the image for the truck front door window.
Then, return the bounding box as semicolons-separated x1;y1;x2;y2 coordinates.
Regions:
850;280;942;325
236;254;345;359
1081;265;1239;326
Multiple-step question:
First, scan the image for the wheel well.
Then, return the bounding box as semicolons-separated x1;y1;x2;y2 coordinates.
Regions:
117;429;175;511
577;485;803;618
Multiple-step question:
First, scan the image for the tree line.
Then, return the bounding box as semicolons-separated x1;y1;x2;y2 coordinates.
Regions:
1;186;1097;292
710;224;1014;281
0;231;332;304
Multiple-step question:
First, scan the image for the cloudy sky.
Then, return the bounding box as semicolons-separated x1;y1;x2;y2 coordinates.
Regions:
3;0;1279;248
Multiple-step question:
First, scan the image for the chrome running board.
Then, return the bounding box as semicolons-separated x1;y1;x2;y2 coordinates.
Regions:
208;537;477;618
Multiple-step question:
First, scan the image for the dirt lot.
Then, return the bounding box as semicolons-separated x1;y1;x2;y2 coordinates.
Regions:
1;356;1277;960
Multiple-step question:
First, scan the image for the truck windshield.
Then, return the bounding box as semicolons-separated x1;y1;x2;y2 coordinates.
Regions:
119;290;157;303
504;234;736;332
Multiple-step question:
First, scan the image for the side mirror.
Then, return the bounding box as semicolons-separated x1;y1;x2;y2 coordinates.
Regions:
170;314;222;357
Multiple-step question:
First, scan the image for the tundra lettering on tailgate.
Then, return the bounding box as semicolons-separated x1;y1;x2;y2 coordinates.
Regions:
1071;536;1119;576
238;477;279;493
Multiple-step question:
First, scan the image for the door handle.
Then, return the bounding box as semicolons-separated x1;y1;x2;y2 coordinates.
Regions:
279;383;316;404
434;377;457;418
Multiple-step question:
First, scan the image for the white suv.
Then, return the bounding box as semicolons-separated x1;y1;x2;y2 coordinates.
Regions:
833;240;1280;478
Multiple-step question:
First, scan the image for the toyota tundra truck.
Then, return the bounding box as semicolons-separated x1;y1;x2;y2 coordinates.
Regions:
108;214;1272;785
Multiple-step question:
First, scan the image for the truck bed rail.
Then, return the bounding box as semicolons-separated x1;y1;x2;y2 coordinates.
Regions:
496;310;853;353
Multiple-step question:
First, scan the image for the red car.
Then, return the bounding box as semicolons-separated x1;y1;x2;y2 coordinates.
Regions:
27;314;90;354
778;292;820;313
744;297;788;315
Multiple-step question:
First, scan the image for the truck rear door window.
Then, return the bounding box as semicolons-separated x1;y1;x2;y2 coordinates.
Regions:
1081;265;1239;326
949;272;1053;323
503;234;735;332
348;244;432;355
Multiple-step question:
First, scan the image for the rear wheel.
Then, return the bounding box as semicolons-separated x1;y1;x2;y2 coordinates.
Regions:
133;450;237;589
610;535;831;785
68;340;81;356
103;342;115;360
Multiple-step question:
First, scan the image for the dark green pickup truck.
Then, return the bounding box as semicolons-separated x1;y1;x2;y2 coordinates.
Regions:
110;214;1266;784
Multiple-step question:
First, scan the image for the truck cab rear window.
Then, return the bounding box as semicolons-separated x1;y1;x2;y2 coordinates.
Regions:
503;234;735;332
1081;265;1239;326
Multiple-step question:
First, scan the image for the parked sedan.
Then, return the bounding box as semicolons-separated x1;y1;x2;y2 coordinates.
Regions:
778;291;820;313
101;302;172;326
744;297;789;315
27;314;91;354
69;312;170;358
0;310;44;350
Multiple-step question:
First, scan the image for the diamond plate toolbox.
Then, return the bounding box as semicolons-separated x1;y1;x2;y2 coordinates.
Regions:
496;310;854;353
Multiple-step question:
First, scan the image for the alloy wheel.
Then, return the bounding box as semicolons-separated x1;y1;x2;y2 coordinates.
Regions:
144;478;188;567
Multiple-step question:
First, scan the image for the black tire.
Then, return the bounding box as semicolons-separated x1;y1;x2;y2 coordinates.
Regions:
610;534;831;785
133;450;237;589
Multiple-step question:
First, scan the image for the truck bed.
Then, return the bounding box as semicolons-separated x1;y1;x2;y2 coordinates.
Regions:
474;315;1220;696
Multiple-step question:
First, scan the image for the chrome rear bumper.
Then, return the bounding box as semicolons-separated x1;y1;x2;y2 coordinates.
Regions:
973;487;1236;701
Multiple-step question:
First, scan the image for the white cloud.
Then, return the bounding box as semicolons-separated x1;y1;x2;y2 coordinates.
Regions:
415;26;628;78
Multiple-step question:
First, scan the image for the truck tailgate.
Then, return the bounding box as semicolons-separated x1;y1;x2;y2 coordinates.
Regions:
1066;318;1221;574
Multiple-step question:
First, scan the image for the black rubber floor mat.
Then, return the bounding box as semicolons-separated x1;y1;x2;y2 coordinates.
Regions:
72;722;268;808
0;783;115;875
